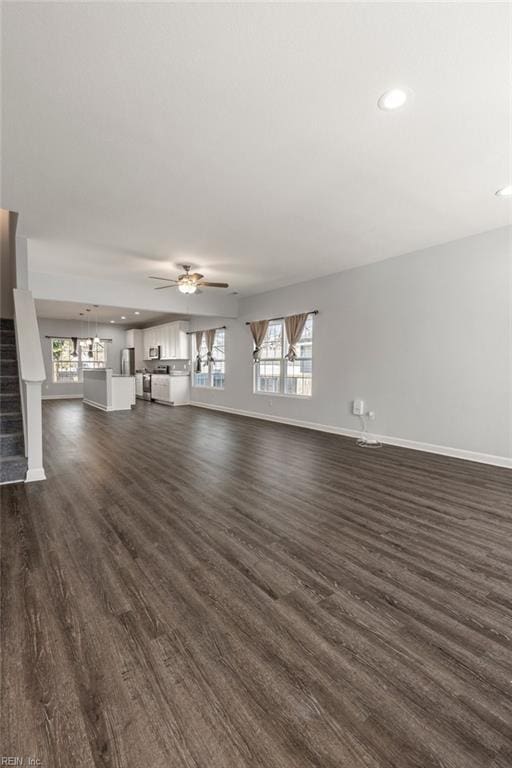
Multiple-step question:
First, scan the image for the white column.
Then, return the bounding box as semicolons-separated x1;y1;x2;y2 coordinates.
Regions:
24;381;46;482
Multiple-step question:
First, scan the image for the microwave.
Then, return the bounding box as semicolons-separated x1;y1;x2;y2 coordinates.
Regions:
148;346;160;360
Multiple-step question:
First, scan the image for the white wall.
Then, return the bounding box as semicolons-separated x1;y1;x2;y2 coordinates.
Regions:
37;317;127;398
190;227;512;462
15;236;29;290
0;210;17;317
28;240;239;318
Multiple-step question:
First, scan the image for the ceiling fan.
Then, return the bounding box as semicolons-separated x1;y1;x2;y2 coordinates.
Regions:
148;265;229;295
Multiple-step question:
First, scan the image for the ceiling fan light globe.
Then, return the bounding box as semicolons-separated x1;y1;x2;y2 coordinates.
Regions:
178;282;197;294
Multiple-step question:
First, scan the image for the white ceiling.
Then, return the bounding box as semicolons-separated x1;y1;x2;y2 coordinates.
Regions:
35;299;186;329
2;2;511;295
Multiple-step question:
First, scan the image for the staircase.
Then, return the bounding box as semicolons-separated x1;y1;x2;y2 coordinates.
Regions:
0;318;27;484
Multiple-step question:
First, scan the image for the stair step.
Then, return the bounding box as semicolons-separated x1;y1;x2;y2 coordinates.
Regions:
0;318;15;331
0;344;17;359
0;328;15;341
0;412;23;431
0;431;24;457
0;376;20;394
0;360;18;376
0;392;21;410
0;454;27;484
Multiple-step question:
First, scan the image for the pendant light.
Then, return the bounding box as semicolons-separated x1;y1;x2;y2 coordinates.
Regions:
85;309;93;346
85;308;94;357
93;305;100;344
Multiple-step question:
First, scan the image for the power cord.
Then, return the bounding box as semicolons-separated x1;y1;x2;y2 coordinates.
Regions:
356;412;382;448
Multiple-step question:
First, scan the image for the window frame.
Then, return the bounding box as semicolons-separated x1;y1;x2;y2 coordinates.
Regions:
253;316;313;398
51;337;107;384
192;328;226;390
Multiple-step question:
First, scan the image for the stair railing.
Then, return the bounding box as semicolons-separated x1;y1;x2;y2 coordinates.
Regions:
13;288;46;481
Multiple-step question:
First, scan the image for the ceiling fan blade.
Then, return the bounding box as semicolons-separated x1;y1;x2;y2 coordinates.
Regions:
148;275;178;282
154;284;176;290
197;281;229;288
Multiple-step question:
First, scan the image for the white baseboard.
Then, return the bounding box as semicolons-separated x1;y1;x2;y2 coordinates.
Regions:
83;399;133;412
189;401;512;469
83;398;110;411
25;467;46;482
152;399;190;407
42;394;82;400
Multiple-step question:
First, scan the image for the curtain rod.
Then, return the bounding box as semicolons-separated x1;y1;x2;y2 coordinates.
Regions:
244;310;318;326
45;336;112;342
186;325;226;335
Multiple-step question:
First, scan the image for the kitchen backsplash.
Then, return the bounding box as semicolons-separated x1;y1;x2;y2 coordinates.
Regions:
140;359;191;372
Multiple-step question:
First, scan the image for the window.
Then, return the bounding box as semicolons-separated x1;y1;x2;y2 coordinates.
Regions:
192;328;225;389
51;338;106;383
254;316;313;396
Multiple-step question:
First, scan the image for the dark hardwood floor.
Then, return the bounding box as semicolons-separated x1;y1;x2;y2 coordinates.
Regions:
1;399;512;768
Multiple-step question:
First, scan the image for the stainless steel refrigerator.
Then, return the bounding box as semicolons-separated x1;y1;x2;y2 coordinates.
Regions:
121;348;135;376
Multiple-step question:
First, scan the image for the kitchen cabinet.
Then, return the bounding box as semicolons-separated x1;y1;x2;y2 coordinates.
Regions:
135;372;143;398
172;321;190;359
150;375;168;401
157;321;190;360
143;327;157;360
159;324;174;360
143;321;190;360
151;375;189;405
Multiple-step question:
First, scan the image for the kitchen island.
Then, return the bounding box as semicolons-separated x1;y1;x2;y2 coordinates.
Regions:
83;369;135;411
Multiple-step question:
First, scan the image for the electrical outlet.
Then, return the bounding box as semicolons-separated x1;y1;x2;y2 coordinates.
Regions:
352;399;364;416
368;410;376;420
268;399;273;408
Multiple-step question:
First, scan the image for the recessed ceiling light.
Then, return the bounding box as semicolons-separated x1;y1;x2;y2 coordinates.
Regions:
121;316;126;320
495;185;512;197
134;311;140;315
110;320;115;324
378;88;408;111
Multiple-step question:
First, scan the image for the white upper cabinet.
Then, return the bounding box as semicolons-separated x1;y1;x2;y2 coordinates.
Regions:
172;321;190;359
143;321;189;360
159;324;174;360
142;327;157;359
142;328;150;360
